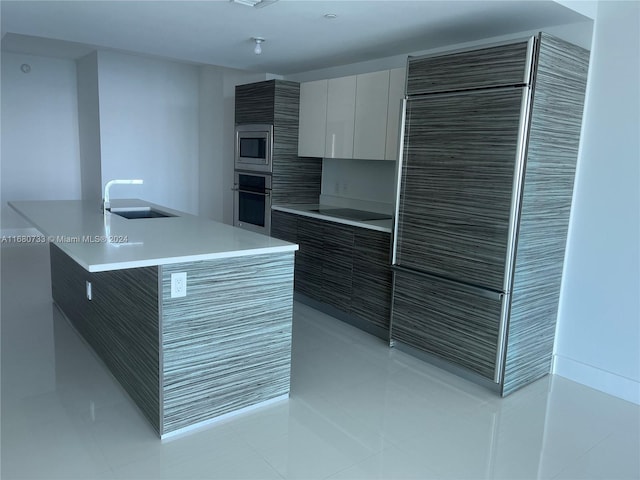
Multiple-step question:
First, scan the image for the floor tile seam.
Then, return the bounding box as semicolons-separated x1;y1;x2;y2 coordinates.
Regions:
551;430;621;480
83;433;161;472
382;412;471;452
320;377;470;417
376;378;490;418
311;395;452;449
288;393;392;455
546;431;616;480
228;432;286;480
90;407;243;470
320;450;381;479
102;427;245;473
324;442;444;480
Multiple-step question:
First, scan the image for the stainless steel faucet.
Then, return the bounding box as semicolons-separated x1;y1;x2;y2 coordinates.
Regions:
103;179;144;214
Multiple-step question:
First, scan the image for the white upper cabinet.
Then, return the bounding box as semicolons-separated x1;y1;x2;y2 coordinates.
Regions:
353;70;390;160
325;75;357;159
385;68;407;161
298;79;328;158
298;68;406;160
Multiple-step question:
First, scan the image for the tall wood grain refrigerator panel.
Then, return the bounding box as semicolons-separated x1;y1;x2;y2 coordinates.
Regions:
501;33;589;395
391;33;589;396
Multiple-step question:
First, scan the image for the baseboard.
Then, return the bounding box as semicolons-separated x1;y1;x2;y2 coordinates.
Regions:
553;354;640;405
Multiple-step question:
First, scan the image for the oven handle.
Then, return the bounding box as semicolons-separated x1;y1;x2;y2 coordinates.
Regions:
231;187;271;196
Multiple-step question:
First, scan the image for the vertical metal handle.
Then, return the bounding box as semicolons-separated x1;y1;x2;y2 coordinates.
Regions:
391;97;408;266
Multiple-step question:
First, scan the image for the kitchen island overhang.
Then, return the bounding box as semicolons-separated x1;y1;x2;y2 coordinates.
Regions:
10;199;298;438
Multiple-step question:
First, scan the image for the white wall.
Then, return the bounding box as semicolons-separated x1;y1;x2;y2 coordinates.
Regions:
286;21;594;83
198;67;267;224
1;53;81;230
321;158;396;213
1;46;269;227
555;0;640;404
76;52;102;206
221;70;268;224
198;66;225;222
97;51;200;214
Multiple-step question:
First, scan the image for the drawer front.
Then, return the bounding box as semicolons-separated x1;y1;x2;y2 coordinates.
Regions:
391;269;503;380
407;40;531;95
396;88;524;290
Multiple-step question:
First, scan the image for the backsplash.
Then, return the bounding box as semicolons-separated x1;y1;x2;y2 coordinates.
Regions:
320;158;396;214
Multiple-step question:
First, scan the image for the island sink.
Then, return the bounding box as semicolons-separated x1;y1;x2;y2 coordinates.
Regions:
109;207;175;219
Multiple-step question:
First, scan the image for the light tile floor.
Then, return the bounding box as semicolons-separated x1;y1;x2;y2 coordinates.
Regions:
1;243;639;479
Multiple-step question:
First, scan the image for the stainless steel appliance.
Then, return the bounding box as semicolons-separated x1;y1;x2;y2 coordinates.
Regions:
234;124;273;173
391;33;589;396
233;171;272;235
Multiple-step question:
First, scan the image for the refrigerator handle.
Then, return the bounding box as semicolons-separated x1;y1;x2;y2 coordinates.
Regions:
391;97;408;266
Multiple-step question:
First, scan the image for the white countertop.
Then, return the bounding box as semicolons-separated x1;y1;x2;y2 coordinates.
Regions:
272;204;393;233
9;199;298;272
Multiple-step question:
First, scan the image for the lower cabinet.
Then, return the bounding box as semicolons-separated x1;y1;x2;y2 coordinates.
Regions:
352;229;392;331
391;269;503;380
321;222;354;312
271;210;392;336
296;216;324;301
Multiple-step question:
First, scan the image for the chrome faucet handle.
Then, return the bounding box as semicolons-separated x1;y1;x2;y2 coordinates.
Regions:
103;179;143;214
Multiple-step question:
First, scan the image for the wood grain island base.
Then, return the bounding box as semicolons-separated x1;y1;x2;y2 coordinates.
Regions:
51;244;294;437
10;199;297;438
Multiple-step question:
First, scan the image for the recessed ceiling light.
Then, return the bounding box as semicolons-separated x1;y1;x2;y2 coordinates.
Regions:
324;13;338;19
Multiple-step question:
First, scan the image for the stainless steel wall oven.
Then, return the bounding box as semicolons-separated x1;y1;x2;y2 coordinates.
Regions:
233;171;272;235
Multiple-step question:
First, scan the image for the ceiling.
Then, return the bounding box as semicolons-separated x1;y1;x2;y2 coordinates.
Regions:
1;1;591;75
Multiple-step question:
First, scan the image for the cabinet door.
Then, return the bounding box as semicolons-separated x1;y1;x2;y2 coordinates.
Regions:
298;80;328;158
353;71;390;160
271;211;297;243
352;229;392;331
325;76;356;159
391;269;504;380
395;88;525;291
407;40;532;95
235;81;275;124
385;68;406;161
321;221;354;313
296;216;324;301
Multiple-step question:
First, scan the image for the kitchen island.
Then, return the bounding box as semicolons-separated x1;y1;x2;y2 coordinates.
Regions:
9;199;298;438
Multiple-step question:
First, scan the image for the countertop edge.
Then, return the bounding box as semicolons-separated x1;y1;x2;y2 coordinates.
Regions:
272;205;393;233
10;200;299;272
86;245;299;272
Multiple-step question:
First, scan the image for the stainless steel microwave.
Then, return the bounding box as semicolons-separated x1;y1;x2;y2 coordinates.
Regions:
235;124;273;173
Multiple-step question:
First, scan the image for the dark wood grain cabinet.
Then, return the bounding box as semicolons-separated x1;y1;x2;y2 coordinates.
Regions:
235;80;322;206
271;210;297;243
352;229;392;332
235;81;276;125
271;210;392;337
321;222;354;313
395;34;590;395
295;215;324;302
406;40;531;95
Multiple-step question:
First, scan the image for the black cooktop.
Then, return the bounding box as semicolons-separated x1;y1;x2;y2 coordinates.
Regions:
310;208;392;222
